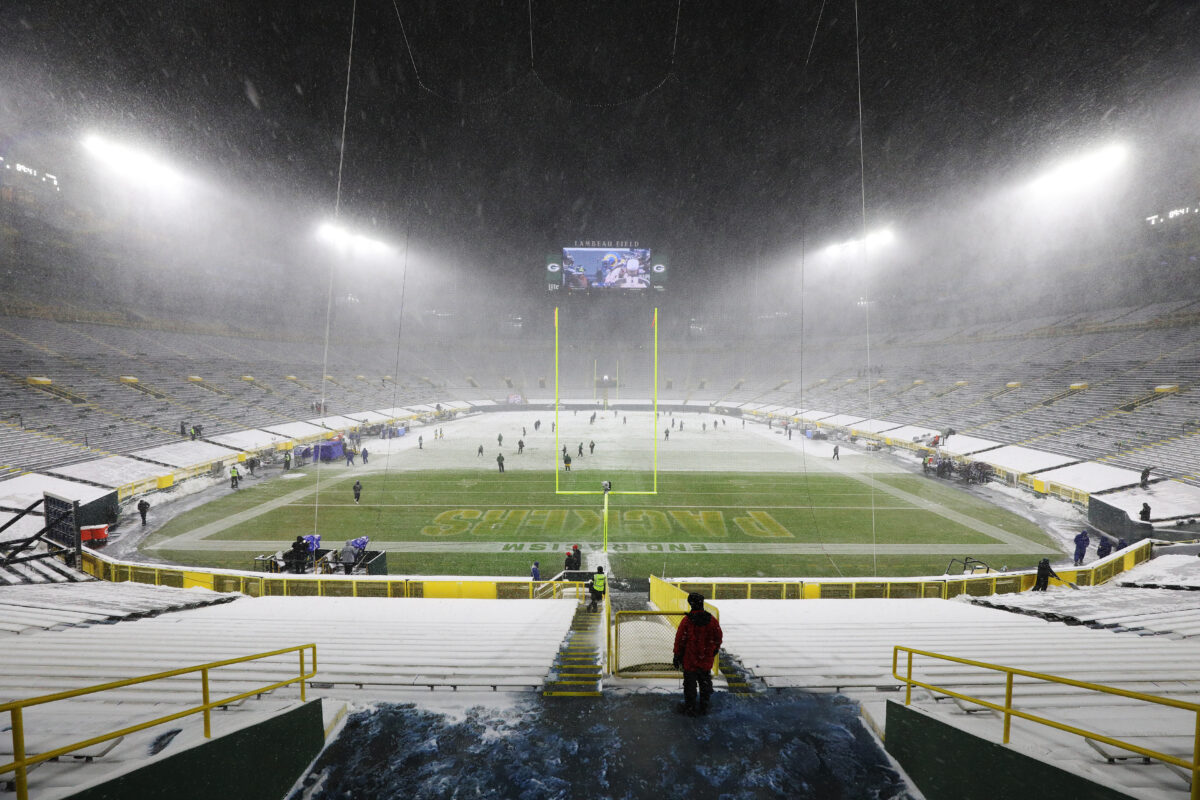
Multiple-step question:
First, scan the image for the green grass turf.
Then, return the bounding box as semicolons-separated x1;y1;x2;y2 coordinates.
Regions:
147;468;1057;578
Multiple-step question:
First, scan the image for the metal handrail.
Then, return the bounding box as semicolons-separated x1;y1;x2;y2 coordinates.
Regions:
531;579;586;600
893;645;1200;799
1;643;317;800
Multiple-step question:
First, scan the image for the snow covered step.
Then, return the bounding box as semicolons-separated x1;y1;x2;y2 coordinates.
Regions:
0;557;90;586
0;595;578;704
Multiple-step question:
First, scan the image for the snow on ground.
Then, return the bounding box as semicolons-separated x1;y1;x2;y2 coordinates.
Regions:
341;408;887;475
1120;553;1200;588
1104;481;1200;523
49;455;172;489
1036;461;1144;493
937;433;1003;455
970;443;1078;474
126;439;242;468
0;472;116;544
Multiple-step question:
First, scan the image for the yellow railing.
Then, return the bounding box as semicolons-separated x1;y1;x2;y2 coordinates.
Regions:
78;550;587;601
665;539;1152;600
1;644;317;800
892;645;1200;799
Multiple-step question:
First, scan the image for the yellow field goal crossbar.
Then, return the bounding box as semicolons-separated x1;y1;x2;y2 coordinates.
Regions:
892;645;1200;799
1;643;317;800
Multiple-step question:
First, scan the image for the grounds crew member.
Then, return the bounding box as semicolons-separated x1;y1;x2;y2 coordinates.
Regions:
137;498;150;526
587;566;605;612
230;464;240;490
353;480;362;504
1032;558;1060;591
673;592;724;716
1073;530;1090;566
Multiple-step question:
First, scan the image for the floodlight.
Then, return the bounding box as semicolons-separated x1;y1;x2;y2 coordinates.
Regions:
316;221;392;255
81;134;185;188
820;228;896;258
865;228;894;247
1027;143;1128;197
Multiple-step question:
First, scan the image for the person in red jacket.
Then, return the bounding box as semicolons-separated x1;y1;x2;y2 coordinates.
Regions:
673;592;723;716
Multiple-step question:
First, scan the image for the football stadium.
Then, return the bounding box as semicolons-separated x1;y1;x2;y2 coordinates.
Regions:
3;3;1200;799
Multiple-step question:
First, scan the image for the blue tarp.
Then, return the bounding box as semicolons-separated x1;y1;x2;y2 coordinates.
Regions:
313;440;345;461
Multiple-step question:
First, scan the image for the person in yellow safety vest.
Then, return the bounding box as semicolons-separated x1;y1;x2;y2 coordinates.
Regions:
230;464;240;490
587;566;606;612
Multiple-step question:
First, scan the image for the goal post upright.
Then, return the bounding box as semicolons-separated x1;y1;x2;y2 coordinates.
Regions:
652;305;658;494
554;306;560;494
553;305;658;497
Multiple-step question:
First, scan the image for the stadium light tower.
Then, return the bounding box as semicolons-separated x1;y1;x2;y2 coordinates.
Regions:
821;227;896;258
81;133;186;190
1026;143;1128;199
316;221;393;256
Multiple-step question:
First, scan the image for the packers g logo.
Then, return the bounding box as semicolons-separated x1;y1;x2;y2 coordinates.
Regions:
652;263;666;273
547;263;561;272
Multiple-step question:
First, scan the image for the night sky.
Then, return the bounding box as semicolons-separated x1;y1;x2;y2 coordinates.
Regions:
2;1;1199;321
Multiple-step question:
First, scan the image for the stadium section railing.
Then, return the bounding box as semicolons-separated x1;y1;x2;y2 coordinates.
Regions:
660;539;1151;600
1;644;317;800
77;549;588;600
892;645;1200;800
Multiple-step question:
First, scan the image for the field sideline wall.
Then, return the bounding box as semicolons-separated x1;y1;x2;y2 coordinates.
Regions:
73;541;1150;601
663;539;1151;600
738;410;1138;510
77;550;586;600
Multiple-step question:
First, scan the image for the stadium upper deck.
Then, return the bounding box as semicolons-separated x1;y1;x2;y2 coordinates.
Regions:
0;300;1196;488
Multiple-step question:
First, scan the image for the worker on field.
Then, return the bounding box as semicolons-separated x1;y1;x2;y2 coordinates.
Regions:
673;592;723;716
230;464;240;490
587;566;605;612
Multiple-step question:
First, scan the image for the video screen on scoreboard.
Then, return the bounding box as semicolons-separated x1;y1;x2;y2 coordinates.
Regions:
547;247;666;292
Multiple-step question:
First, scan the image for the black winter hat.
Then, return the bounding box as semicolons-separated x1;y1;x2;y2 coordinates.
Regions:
687;592;705;609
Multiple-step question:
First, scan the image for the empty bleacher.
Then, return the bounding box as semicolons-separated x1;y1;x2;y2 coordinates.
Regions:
0;303;1199;487
719;593;1200;798
0;591;576;797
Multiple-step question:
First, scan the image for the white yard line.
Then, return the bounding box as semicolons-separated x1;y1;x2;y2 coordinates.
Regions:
146;411;1057;557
